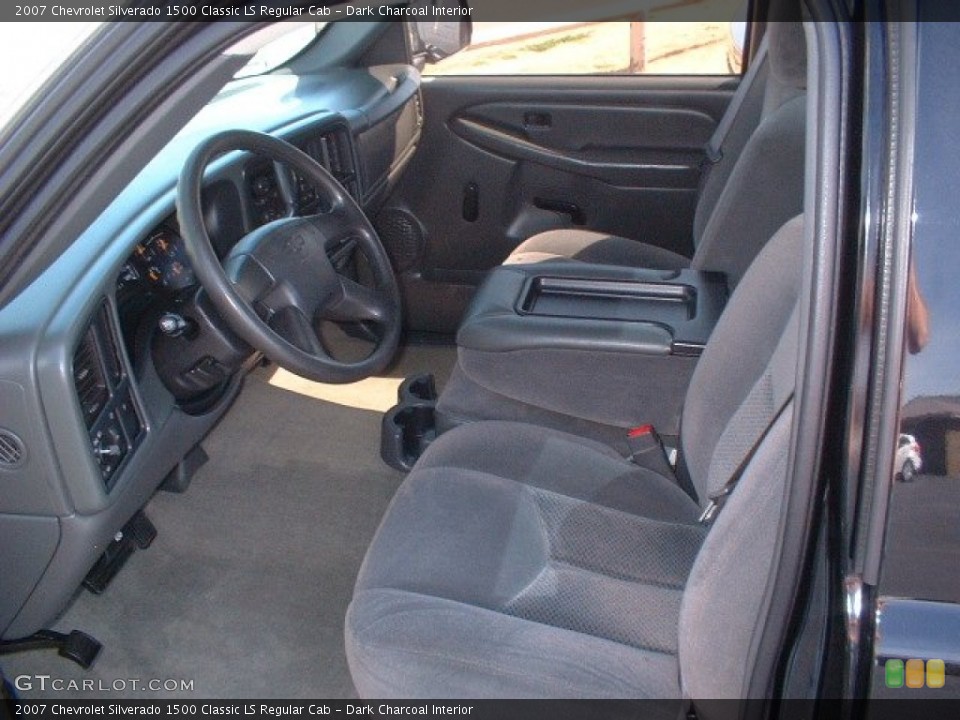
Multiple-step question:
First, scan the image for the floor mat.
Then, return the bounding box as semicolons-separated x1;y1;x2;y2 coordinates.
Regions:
2;344;456;699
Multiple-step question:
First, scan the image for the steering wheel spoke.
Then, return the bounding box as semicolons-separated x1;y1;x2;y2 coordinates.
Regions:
268;305;329;358
305;204;354;241
322;276;395;325
223;254;276;315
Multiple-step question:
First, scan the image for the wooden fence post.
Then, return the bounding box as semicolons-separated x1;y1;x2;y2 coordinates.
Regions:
629;15;646;73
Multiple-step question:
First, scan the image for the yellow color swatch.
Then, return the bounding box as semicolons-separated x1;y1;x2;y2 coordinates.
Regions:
905;658;925;688
926;659;945;689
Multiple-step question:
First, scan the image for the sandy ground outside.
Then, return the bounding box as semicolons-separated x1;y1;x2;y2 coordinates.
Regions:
426;20;736;76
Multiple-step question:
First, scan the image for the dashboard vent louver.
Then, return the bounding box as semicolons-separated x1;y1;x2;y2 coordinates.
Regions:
321;134;342;174
74;327;108;429
248;164;286;226
0;429;25;468
300;126;360;203
97;305;123;385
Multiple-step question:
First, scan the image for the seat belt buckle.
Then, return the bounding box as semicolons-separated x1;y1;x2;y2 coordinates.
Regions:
627;424;661;457
626;425;674;477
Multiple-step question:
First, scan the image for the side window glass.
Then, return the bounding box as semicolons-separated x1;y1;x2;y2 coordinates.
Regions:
423;21;745;76
881;25;959;614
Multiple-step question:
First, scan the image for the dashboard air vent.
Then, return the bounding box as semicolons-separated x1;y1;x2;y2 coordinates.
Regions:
0;429;25;468
97;305;123;385
74;327;109;429
300;126;360;203
247;164;286;226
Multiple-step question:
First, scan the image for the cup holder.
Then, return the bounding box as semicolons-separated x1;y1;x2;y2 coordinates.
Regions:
381;402;437;472
381;373;441;472
397;373;438;405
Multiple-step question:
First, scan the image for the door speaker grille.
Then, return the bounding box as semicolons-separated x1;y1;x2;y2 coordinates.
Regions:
0;429;25;468
376;208;424;274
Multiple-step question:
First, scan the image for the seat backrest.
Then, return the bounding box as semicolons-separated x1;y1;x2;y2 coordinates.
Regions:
681;214;803;507
691;22;808;287
677;214;805;698
692;40;769;246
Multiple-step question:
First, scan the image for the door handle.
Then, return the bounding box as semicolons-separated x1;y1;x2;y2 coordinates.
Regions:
524;112;552;130
534;197;585;225
462;182;479;222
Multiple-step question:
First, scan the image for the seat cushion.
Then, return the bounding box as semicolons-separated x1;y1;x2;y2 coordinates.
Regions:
416;421;699;523
346;422;704;698
503;229;691;270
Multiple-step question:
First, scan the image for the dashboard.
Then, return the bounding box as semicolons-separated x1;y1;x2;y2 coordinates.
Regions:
0;58;423;640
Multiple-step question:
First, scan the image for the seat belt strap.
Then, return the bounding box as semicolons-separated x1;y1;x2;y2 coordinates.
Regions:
699;392;794;526
704;37;770;164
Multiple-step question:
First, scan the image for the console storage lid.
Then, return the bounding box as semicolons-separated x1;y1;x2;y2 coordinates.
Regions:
457;262;728;357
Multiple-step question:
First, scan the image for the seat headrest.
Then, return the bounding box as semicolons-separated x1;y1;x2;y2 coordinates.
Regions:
767;22;807;91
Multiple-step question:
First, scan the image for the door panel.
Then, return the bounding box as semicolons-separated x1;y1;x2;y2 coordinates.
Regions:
450;112;705;187
380;75;736;334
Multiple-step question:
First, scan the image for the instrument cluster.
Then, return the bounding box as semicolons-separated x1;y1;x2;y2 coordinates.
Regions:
117;227;196;294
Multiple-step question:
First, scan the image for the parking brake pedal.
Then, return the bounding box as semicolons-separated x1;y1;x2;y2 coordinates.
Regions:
126;509;157;549
0;630;102;669
82;510;156;594
160;444;209;494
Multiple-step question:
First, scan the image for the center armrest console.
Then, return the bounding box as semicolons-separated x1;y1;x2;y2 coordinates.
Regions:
450;261;729;436
458;262;727;358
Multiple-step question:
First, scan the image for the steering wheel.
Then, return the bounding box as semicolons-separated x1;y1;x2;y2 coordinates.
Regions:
176;130;401;384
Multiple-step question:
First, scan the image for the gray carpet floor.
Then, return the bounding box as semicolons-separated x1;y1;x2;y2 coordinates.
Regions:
3;343;456;699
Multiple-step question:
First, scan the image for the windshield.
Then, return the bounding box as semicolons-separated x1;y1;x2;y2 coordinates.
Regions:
0;22;102;133
233;22;327;79
0;21;325;135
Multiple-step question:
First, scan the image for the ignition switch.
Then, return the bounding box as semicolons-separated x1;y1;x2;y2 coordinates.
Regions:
158;313;195;338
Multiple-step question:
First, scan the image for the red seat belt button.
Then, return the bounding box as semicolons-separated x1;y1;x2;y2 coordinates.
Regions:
628;424;654;438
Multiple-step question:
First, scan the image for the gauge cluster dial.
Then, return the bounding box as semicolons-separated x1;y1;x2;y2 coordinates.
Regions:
115;225;202;366
126;228;196;292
